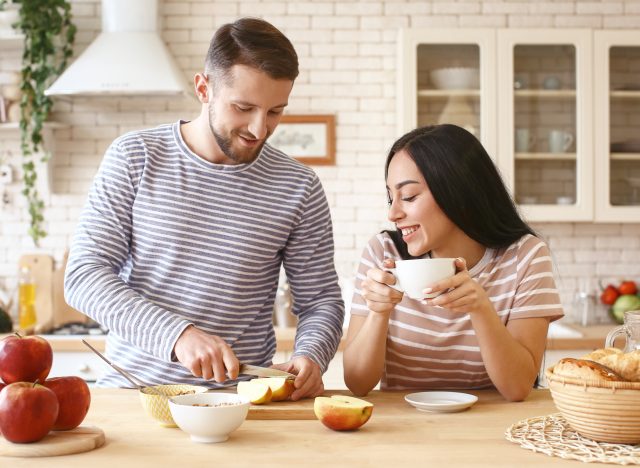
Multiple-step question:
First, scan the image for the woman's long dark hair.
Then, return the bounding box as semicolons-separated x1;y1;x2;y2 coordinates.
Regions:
384;124;536;259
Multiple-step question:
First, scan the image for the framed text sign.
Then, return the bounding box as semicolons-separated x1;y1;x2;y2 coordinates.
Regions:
269;114;336;166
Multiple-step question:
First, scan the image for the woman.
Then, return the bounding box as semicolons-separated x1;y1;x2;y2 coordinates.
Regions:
343;124;563;401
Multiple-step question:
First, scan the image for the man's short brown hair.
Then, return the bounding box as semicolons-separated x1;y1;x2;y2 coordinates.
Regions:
205;17;299;84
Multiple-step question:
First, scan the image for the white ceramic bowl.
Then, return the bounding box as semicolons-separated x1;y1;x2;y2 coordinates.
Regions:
430;67;479;90
168;393;250;443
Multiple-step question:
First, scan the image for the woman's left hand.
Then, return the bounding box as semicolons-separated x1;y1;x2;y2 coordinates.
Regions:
422;257;493;315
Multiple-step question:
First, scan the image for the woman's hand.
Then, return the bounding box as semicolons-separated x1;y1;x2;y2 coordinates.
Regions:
360;259;405;315
423;257;493;315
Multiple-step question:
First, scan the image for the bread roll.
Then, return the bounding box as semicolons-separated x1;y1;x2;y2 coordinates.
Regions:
553;358;626;382
582;347;622;362
581;348;640;382
598;351;640;382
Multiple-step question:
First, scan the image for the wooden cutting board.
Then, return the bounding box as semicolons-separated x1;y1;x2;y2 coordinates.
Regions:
247;398;316;420
52;249;89;327
18;254;54;331
0;426;105;457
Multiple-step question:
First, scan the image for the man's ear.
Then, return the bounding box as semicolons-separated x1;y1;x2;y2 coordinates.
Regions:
194;73;209;103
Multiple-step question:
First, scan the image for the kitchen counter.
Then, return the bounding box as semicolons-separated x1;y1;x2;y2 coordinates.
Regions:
37;323;614;353
2;388;583;467
545;324;614;350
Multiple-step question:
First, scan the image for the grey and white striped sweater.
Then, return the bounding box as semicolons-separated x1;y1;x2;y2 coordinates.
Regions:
65;121;344;388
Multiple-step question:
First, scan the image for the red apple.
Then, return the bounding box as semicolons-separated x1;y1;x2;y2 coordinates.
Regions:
0;381;59;443
314;395;374;431
0;334;53;384
44;376;91;430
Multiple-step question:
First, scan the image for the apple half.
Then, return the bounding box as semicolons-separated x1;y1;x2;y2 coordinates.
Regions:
314;395;373;431
249;378;295;402
236;380;272;405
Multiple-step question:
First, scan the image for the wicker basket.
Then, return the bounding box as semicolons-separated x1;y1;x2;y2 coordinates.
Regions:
545;365;640;444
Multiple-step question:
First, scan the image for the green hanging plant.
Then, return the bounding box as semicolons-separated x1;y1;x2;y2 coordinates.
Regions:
16;0;76;246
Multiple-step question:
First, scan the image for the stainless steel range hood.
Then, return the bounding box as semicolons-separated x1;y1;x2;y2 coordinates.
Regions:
45;0;191;97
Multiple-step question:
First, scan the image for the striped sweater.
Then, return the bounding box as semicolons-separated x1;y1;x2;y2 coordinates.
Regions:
351;232;563;390
65;121;344;388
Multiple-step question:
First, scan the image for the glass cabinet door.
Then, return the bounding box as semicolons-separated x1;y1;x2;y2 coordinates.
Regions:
595;31;640;221
498;30;593;221
398;29;497;160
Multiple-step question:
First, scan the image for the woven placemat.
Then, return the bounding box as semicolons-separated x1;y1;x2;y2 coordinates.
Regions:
505;413;640;465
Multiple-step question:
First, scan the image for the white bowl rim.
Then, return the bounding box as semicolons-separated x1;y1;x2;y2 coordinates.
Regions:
169;392;250;407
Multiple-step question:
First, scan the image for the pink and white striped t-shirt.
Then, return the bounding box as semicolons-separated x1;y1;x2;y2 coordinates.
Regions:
350;233;564;390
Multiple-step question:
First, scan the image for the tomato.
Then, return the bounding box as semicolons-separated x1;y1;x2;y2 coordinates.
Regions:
618;280;638;296
600;284;620;306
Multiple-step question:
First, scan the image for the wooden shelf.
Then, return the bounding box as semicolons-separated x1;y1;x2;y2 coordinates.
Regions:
514;89;576;99
418;89;480;98
610;90;640;99
0;122;68;131
515;152;576;160
611;152;640;161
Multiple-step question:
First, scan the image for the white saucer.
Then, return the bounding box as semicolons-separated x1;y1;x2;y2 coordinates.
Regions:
404;391;478;413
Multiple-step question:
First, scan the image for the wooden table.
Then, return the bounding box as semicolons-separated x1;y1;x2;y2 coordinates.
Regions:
1;388;588;467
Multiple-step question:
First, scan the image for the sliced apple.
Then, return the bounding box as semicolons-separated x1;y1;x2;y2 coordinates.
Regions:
237;380;272;405
250;377;295;402
314;395;373;431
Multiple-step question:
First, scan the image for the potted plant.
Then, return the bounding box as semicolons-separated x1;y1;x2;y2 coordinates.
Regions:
16;0;76;245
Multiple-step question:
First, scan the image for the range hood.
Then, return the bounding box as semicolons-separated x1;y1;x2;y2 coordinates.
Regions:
45;0;190;97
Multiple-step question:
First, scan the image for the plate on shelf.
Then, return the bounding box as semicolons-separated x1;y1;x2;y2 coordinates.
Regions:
404;391;478;413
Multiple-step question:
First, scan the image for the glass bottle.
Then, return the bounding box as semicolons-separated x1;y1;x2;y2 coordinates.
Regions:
18;266;37;329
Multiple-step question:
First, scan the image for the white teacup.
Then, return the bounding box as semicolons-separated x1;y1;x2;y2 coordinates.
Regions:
548;130;574;153
389;258;456;300
515;128;535;152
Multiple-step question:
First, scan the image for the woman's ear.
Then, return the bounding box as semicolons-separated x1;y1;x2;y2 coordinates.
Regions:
194;73;210;103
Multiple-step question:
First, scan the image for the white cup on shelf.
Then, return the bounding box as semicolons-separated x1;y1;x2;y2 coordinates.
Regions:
515;128;535;152
549;130;574;153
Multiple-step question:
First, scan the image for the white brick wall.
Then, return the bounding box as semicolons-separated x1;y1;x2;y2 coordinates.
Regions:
1;0;640;321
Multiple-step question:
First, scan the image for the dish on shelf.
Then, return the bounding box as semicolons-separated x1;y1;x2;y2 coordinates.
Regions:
404;391;478;413
430;67;479;90
610;140;640;153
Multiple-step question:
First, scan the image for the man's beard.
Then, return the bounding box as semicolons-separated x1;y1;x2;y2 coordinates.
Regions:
208;106;266;164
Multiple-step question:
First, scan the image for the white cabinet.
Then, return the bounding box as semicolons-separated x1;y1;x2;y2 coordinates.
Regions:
594;31;640;222
398;29;497;160
49;351;105;383
497;29;594;222
398;28;638;223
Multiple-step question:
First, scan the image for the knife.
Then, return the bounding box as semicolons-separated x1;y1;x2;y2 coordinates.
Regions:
239;364;296;380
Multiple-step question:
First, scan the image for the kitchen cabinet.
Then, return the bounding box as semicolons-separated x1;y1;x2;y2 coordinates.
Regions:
46;336;107;383
397;29;497;160
497;29;593;222
398;28;637;223
594;31;640;222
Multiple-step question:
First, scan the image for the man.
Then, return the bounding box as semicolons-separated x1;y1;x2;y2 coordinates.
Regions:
65;18;344;400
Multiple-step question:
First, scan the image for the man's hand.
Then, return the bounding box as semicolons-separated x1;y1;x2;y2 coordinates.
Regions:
271;356;323;401
173;325;239;383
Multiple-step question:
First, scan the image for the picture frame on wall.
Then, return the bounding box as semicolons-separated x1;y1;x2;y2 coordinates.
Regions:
269;114;336;166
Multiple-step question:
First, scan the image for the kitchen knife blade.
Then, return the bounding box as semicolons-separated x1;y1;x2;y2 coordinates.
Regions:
239;364;296;380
